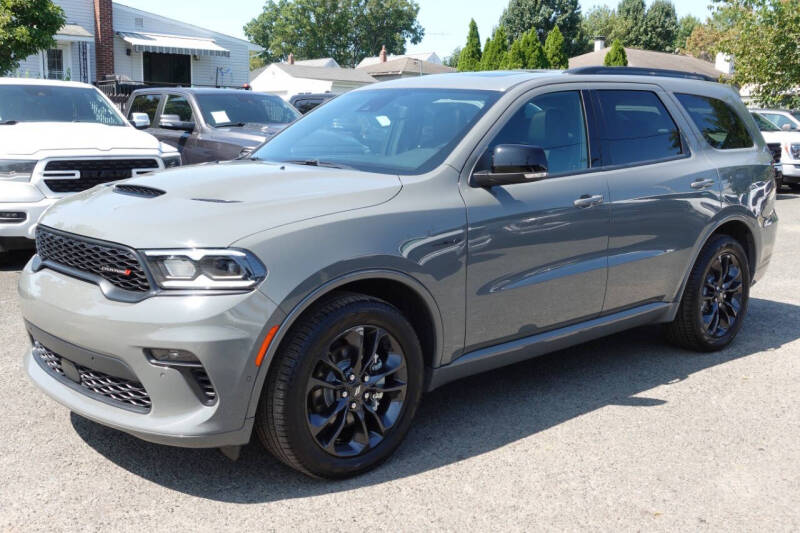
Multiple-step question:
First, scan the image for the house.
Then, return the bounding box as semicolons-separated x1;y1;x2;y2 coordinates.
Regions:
249;56;375;100
361;56;456;81
357;50;442;68
295;57;340;68
13;0;257;88
569;39;724;80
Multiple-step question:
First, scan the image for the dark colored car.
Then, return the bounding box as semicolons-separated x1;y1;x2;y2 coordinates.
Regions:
126;88;300;164
289;92;336;114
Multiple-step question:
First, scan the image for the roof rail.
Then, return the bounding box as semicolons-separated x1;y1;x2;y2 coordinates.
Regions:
565;66;717;83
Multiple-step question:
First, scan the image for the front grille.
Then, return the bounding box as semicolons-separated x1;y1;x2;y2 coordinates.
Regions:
33;341;151;411
114;184;165;198
191;368;217;404
35;226;151;293
767;143;782;164
44;159;159;193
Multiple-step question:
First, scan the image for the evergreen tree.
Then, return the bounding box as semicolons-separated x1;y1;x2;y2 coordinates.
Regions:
505;38;527;69
481;26;510;70
458;19;482;71
674;15;700;52
643;0;679;52
480;37;492;71
519;29;549;68
544;25;569;69
613;0;647;47
604;38;628;65
500;0;584;56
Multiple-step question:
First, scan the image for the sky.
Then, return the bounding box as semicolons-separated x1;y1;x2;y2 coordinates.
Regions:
120;0;713;60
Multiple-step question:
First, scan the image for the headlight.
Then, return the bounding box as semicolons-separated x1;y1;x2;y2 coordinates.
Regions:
143;249;266;290
162;154;182;168
790;143;800;160
0;159;36;181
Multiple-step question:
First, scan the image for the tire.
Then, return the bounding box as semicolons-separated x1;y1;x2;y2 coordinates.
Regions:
255;291;424;479
790;183;800;192
666;235;750;352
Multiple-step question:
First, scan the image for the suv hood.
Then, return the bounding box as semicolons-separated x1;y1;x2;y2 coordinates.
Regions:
1;122;160;156
211;123;288;145
760;129;800;144
40;160;402;248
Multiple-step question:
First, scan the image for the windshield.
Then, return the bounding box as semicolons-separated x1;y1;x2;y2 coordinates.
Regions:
0;84;125;126
195;92;300;127
251;88;501;175
752;112;780;131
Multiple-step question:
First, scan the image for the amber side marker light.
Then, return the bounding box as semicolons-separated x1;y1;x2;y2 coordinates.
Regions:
255;325;280;366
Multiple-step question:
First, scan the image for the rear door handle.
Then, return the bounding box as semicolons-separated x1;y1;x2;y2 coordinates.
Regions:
574;194;604;208
690;178;715;189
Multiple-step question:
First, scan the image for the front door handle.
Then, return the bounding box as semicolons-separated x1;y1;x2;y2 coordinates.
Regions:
690;178;715;189
574;194;604;208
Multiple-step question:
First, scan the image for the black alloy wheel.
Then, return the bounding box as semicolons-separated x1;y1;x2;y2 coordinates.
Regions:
700;252;744;338
306;325;408;457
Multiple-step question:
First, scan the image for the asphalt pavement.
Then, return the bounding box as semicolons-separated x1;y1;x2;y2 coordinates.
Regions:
1;193;799;531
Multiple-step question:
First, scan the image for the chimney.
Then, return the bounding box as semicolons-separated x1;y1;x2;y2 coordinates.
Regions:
379;45;387;63
94;0;115;81
593;36;606;52
288;53;295;65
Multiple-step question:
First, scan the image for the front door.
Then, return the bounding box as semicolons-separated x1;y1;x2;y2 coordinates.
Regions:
461;89;610;351
151;94;202;163
143;52;190;86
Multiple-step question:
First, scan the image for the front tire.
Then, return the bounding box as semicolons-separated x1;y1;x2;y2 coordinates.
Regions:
256;292;424;478
666;235;750;352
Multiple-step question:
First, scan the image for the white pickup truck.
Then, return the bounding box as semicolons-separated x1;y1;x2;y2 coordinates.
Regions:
0;78;181;252
751;111;800;191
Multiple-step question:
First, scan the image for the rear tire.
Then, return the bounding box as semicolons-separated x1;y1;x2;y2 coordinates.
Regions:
255;291;424;479
666;235;750;352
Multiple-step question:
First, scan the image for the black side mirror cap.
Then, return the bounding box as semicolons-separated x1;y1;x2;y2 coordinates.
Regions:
471;144;548;187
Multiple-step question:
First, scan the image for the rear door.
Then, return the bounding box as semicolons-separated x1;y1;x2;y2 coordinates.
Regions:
591;84;722;312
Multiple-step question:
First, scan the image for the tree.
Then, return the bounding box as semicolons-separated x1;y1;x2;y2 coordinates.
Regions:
612;0;647;48
244;0;424;67
521;29;548;68
642;0;678;52
582;6;617;51
674;15;700;52
500;0;584;56
719;0;800;108
684;23;723;61
604;38;628;65
544;25;568;68
457;18;482;71
443;46;461;68
505;38;526;69
481;26;509;70
0;0;65;76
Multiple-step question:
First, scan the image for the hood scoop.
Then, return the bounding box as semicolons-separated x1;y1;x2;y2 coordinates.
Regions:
114;184;166;198
191;198;243;204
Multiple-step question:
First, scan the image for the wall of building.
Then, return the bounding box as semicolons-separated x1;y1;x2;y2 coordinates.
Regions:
112;3;252;87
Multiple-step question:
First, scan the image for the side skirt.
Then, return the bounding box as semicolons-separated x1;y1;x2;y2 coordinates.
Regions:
425;301;676;392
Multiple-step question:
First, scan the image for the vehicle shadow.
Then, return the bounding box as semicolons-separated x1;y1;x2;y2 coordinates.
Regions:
0;250;34;272
71;296;800;503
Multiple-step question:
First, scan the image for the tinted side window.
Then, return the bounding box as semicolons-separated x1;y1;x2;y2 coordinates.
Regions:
676;93;753;149
128;94;161;122
594;90;682;166
295;100;320;114
482;91;588;175
160;95;193;123
761;112;796;131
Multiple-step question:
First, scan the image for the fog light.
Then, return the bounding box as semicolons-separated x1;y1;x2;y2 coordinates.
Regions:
0;211;25;223
147;348;200;367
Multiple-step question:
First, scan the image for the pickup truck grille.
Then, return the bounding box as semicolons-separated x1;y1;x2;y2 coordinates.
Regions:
43;158;159;193
767;143;782;164
35;226;151;293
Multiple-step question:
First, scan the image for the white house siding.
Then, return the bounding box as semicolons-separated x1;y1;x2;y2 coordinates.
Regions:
12;0;95;80
112;4;251;87
250;66;335;99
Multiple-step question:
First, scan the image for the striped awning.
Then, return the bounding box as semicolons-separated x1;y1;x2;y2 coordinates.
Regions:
116;31;230;57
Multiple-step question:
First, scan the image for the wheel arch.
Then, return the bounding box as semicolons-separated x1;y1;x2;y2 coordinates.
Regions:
244;269;445;419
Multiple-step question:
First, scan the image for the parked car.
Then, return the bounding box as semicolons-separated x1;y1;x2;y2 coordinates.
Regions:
289;92;337;114
20;68;777;478
751;112;800;190
126;88;300;164
750;108;800;131
0;78;180;253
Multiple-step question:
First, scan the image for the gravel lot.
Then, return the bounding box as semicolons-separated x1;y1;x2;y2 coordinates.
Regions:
2;194;799;532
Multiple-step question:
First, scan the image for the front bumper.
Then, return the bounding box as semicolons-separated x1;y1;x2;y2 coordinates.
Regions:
0;182;58;241
779;162;800;181
19;260;283;448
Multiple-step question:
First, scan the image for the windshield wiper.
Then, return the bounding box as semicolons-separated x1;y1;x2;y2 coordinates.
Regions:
0;120;18;125
284;159;351;169
214;121;247;128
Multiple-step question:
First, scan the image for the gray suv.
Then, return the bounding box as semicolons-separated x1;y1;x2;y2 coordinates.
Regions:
19;68;777;479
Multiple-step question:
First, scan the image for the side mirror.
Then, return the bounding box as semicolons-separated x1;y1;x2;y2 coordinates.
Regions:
159;114;195;131
129;112;150;129
471;144;548;187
